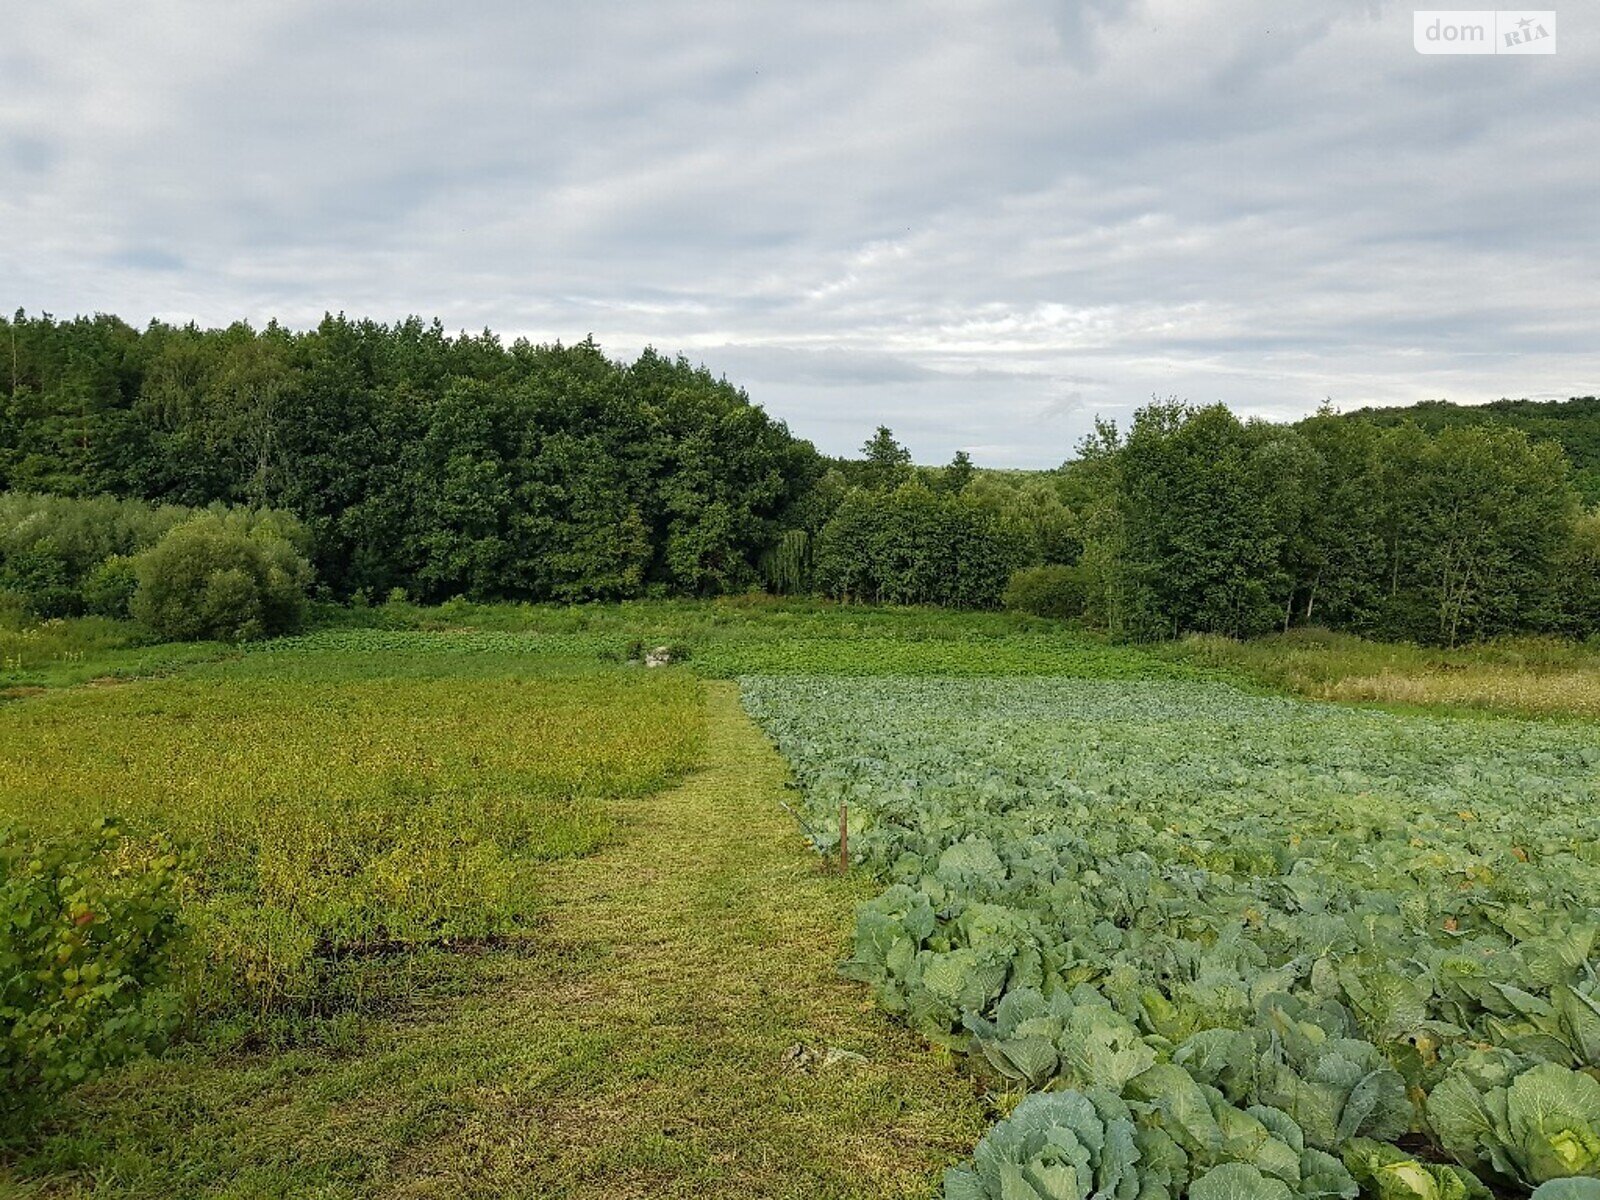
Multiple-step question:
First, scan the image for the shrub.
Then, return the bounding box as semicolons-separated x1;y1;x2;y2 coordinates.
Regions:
1;821;185;1132
1003;564;1089;620
0;493;193;619
81;554;140;619
131;512;314;642
0;590;29;626
0;545;80;618
814;484;1028;608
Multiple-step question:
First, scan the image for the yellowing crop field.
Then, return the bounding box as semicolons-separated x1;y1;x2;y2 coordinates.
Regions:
0;659;704;1010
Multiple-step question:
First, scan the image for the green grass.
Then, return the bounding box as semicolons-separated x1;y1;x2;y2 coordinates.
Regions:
331;594;1063;639
295;596;1201;679
0;616;227;692
2;598;1193;691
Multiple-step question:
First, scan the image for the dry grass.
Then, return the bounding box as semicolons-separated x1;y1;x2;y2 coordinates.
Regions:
1166;628;1600;720
1322;666;1600;719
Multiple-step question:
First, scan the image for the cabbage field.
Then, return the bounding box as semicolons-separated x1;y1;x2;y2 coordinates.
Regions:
741;677;1600;1200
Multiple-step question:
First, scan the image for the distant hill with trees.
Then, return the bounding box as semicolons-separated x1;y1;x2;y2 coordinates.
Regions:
1338;397;1600;504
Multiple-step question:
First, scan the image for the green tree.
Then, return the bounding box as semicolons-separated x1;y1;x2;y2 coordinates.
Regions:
1555;509;1600;637
1410;426;1575;644
814;482;1024;608
860;425;913;492
1061;418;1131;635
941;449;975;494
1116;402;1288;639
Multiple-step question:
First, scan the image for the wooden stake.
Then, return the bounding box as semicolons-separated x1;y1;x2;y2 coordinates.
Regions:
839;802;848;873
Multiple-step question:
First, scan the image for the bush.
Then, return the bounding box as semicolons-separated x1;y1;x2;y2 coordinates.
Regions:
814;484;1028;608
81;554;139;619
0;590;29;626
1003;564;1089;620
1;821;185;1132
0;545;80;618
131;512;314;642
0;493;193;619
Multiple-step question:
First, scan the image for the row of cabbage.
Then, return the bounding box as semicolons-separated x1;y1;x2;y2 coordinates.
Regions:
739;677;1600;1200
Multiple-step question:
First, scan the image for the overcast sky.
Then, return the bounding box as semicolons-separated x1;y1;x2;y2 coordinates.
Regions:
2;2;1595;466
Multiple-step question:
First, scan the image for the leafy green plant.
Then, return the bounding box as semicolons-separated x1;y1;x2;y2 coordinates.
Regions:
1341;1137;1490;1200
1532;1181;1600;1200
943;1089;1147;1200
944;1082;1361;1200
1;821;185;1132
81;553;140;619
745;673;1600;1193
1427;1052;1600;1188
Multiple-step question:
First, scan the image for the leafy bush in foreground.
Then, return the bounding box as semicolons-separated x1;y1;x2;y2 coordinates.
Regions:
1;822;184;1131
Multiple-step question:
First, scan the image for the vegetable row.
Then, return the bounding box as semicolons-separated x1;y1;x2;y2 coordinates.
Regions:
740;677;1600;1200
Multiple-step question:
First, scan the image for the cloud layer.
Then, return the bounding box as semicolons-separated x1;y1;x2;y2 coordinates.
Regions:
3;1;1595;464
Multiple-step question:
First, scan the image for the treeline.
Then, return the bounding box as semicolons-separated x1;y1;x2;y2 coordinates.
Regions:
1;311;1595;643
1063;401;1600;644
0;311;820;602
0;311;1072;615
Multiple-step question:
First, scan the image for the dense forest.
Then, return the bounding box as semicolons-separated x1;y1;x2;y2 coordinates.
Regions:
1;310;1595;644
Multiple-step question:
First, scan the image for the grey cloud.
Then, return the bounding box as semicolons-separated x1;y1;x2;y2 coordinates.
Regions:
8;136;56;173
692;346;944;388
1;0;1595;466
106;248;186;272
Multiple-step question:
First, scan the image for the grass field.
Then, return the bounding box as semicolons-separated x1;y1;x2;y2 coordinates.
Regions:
1165;627;1600;719
8;599;1599;718
0;613;1019;1195
2;664;988;1199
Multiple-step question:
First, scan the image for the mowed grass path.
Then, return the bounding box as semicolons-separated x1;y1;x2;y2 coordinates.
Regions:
391;681;987;1197
5;681;985;1198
